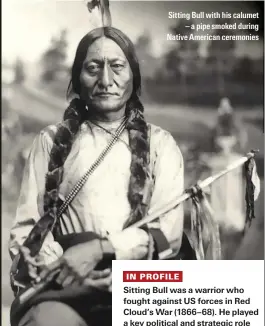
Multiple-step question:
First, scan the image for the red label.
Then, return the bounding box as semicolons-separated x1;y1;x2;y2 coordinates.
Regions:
123;271;183;282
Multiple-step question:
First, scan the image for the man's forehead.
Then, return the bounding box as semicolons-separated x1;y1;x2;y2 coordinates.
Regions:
86;38;125;58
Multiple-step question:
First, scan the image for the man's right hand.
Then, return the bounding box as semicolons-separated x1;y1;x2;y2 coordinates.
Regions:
108;228;149;260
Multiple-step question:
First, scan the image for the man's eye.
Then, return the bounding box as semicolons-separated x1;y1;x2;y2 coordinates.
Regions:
87;65;100;73
111;64;124;71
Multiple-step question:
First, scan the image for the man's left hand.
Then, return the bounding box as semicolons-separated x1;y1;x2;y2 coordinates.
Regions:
54;239;103;287
83;269;112;292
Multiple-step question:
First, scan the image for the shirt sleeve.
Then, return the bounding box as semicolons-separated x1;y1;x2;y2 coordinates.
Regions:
9;126;63;261
147;130;185;256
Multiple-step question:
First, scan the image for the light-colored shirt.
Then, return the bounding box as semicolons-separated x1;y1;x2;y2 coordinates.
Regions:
9;119;184;259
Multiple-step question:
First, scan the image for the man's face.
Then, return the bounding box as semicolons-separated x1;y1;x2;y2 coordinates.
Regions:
80;37;133;113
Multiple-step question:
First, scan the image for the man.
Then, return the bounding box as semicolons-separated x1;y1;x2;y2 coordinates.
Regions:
9;27;185;326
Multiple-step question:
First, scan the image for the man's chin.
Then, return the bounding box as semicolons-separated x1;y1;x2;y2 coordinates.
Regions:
91;99;124;113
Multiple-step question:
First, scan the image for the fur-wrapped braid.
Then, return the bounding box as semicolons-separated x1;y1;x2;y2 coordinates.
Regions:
22;95;150;256
22;99;88;255
126;95;150;226
44;100;86;211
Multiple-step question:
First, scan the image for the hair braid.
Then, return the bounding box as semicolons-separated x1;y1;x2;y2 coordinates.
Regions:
125;94;150;227
22;99;87;256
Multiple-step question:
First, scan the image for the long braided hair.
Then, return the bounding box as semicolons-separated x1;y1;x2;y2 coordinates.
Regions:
23;27;151;256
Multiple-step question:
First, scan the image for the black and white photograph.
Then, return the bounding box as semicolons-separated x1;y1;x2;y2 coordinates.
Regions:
2;1;264;325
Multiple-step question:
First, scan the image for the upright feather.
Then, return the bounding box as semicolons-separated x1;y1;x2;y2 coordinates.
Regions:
84;0;112;28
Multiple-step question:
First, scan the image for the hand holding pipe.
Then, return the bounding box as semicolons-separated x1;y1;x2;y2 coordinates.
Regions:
16;150;258;306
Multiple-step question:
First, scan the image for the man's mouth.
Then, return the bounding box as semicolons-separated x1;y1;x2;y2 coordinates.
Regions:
94;92;118;98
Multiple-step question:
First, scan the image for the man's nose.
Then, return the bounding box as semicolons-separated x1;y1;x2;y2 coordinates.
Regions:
99;64;114;88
